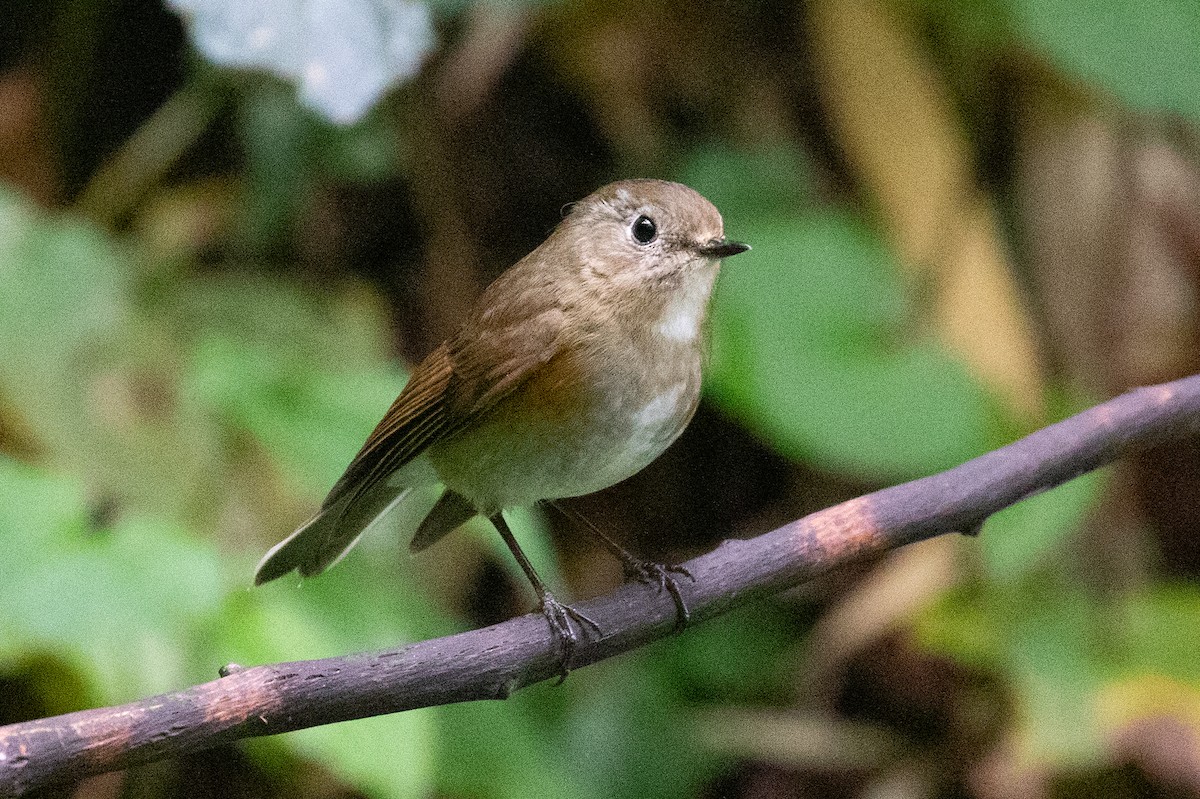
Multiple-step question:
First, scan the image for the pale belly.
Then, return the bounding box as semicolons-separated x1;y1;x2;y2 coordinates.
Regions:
428;349;701;513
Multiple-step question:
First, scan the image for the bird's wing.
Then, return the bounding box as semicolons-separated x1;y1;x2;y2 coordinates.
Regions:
322;306;567;511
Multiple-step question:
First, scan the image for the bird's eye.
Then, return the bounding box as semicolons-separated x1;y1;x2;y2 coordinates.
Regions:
631;215;657;244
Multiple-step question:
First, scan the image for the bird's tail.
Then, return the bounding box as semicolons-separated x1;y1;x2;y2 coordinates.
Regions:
254;470;442;585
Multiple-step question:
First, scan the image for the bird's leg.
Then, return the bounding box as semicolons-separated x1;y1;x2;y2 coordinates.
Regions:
548;500;695;631
489;512;600;681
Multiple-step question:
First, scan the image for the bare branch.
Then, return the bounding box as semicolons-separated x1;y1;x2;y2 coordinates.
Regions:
3;377;1199;796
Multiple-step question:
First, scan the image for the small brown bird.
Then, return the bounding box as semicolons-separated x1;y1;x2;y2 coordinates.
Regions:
255;179;748;667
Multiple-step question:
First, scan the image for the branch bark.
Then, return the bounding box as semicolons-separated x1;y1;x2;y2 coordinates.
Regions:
4;376;1200;796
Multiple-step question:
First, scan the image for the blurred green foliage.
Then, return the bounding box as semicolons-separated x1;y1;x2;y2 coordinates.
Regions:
1013;0;1200;121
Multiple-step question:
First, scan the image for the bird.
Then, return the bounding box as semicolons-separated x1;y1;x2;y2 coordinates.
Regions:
255;178;749;672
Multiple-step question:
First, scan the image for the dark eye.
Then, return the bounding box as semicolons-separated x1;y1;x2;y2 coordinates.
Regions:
631;215;657;244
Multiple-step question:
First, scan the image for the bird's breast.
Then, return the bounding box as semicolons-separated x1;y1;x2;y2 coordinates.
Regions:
429;331;703;512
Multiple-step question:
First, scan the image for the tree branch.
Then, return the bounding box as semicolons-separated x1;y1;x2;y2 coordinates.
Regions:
4;377;1200;796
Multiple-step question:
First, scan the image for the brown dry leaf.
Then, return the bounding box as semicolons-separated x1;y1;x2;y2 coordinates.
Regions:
694;707;905;770
808;0;1044;419
1018;79;1200;394
0;69;60;207
1017;86;1124;394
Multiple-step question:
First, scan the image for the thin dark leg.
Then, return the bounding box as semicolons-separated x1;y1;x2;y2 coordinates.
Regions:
490;512;600;680
548;500;695;631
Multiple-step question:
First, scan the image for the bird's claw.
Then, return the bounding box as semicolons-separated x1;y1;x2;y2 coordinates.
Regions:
622;560;695;631
539;591;602;683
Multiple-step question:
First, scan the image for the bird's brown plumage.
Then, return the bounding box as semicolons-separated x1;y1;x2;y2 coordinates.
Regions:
254;178;742;586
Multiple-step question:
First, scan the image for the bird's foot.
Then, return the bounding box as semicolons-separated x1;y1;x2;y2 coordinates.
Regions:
539;591;602;683
622;560;695;631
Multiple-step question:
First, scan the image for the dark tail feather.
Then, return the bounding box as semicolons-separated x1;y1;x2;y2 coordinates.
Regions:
255;482;435;584
409;489;477;552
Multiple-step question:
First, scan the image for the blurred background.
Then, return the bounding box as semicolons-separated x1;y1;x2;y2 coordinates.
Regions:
2;0;1199;797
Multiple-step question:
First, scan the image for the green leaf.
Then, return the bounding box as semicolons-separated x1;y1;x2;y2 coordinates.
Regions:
913;586;1001;670
1120;584;1200;684
177;275;405;495
551;605;797;799
0;457;90;571
559;663;719;799
191;335;404;494
979;469;1104;581
321;112;405;182
1012;0;1200;123
0;457;226;701
706;211;994;480
0;186;131;458
0;187;233;525
1003;588;1107;763
658;601;799;705
229;79;406;247
288;713;435;799
0;188;132;359
488;504;564;592
434;699;587;799
677;145;818;220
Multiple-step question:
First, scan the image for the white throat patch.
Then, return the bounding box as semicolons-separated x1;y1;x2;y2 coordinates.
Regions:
655;269;715;342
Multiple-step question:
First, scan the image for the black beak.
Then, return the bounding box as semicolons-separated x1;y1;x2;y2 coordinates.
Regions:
699;238;751;259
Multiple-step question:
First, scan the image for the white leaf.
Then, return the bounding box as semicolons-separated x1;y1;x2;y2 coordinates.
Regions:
169;0;437;125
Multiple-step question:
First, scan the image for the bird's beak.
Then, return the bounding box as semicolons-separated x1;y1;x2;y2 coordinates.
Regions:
698;238;751;259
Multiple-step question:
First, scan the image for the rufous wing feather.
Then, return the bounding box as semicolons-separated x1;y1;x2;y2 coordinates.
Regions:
254;304;567;584
332;306;566;511
322;343;457;510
